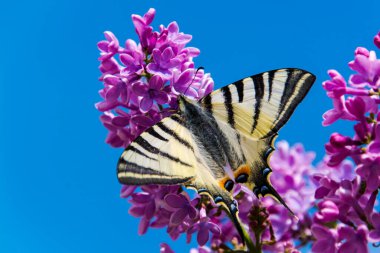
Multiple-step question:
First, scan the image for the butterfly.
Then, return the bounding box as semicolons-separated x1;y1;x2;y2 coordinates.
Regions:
117;68;315;243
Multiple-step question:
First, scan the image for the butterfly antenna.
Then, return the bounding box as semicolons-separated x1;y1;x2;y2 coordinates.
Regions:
183;67;204;96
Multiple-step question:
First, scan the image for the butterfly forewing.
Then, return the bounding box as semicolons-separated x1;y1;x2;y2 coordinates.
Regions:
117;114;197;185
199;68;316;139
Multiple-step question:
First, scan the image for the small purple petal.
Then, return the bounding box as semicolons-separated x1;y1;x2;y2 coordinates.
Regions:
129;206;145;217
140;97;154;112
154;91;169;104
131;193;151;203
161;47;174;62
120;53;135;66
197;227;210;246
120;185;137;198
132;81;149;96
207;222;221;235
145;201;156;219
131;115;154;127
369;230;380;242
143;8;155;25
95;100;118;111
188;206;197;219
138;217;150;235
170;208;188;225
160;243;175;253
149;75;165;90
111;116;129;127
165;194;187;208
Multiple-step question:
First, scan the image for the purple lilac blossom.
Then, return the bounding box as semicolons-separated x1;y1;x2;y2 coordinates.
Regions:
96;8;214;148
312;31;380;253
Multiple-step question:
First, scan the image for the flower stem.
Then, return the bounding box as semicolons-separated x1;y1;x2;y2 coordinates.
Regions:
241;224;256;253
253;229;262;253
225;211;256;252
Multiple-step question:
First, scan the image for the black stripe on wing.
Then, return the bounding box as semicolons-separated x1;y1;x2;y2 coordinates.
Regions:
118;159;164;176
202;94;213;114
118;176;192;185
267;70;275;101
250;74;265;134
221;86;235;127
147;127;169;142
125;145;158;161
156;122;194;151
118;158;192;185
170;114;186;126
279;69;302;114
234;80;244;103
263;69;315;138
135;136;192;167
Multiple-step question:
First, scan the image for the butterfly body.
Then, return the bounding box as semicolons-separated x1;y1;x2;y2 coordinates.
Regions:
178;95;244;181
117;68;316;243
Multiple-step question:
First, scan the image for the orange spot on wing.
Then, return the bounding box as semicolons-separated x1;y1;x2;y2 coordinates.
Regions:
218;177;230;190
234;164;250;177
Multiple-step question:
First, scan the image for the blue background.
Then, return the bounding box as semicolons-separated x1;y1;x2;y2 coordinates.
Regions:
1;0;379;252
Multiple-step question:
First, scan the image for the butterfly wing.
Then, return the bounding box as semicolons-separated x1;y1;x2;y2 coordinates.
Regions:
200;68;315;139
117;114;196;185
199;68;315;213
117;112;246;241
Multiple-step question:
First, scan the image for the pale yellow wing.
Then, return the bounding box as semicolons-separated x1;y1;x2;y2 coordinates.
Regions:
199;68;316;139
117;114;196;185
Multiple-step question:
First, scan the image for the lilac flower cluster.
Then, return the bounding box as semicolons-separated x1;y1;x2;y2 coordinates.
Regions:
96;8;213;147
96;8;380;253
312;32;380;253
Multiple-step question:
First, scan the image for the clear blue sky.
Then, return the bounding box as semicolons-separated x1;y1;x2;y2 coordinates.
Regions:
1;0;379;252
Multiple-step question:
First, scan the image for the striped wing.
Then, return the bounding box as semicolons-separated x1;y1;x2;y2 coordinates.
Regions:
199;68;315;215
117;112;246;242
117;114;197;185
200;68;316;140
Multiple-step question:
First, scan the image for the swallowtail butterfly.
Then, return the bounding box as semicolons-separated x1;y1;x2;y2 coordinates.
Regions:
117;68;315;242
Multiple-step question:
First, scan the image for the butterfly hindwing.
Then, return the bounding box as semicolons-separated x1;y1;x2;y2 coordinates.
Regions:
117;102;247;241
117;112;238;214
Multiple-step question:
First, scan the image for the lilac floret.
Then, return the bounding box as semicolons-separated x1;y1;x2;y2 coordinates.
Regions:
311;224;337;253
338;225;369;253
349;49;380;89
187;209;221;246
165;194;198;225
